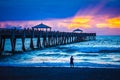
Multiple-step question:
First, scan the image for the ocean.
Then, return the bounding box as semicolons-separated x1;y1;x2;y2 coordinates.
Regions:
0;36;120;68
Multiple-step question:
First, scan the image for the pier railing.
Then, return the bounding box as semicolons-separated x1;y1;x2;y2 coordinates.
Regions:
0;28;96;54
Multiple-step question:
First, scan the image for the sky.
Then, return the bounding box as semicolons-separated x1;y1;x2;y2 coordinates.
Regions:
0;0;120;35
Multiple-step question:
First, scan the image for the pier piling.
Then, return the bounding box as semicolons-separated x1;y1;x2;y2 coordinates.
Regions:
22;38;26;51
30;38;34;50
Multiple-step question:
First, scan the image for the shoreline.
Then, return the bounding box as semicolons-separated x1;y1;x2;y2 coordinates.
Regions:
0;62;120;69
0;66;120;80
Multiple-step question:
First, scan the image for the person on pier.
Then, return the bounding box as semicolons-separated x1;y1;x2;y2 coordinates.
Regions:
70;56;74;67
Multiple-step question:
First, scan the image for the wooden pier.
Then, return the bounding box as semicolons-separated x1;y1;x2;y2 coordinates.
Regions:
0;28;96;54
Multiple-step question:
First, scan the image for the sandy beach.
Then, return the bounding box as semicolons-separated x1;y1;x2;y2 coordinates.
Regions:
0;66;120;80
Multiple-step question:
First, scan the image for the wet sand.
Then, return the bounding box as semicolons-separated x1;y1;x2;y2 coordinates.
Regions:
0;66;120;80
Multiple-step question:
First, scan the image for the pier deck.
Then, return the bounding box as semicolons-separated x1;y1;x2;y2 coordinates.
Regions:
0;28;96;54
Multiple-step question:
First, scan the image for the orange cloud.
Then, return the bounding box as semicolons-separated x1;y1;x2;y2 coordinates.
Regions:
96;23;108;28
107;17;120;28
68;16;92;29
1;16;120;30
67;0;109;30
67;0;120;30
96;17;120;28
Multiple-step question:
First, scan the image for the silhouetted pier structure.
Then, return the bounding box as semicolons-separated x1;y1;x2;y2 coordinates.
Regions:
0;24;96;54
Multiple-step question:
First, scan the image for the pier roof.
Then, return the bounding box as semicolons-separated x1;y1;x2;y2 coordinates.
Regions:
32;23;51;31
32;23;51;29
73;29;83;33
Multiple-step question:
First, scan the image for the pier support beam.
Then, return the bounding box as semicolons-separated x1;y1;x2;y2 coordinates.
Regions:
30;38;34;50
22;29;26;51
0;37;5;53
47;37;51;47
22;38;26;51
37;37;41;48
53;37;55;46
10;38;16;53
43;36;47;48
0;36;2;53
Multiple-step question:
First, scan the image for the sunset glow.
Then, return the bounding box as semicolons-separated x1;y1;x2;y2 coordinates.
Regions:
68;16;92;29
107;17;120;28
0;0;120;35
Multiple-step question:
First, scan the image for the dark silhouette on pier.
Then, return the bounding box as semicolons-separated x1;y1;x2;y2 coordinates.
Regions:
0;23;96;54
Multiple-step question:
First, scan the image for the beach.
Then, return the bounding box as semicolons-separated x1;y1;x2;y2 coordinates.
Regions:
0;66;120;80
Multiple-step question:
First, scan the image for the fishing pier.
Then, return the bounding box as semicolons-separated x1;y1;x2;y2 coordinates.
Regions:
0;23;96;54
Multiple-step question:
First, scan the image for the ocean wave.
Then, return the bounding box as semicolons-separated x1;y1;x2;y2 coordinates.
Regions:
57;46;120;53
76;54;99;56
37;53;60;57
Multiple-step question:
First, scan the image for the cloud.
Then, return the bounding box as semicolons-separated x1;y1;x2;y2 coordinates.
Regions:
68;16;93;29
107;17;120;28
0;16;120;35
1;0;120;21
96;16;120;28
